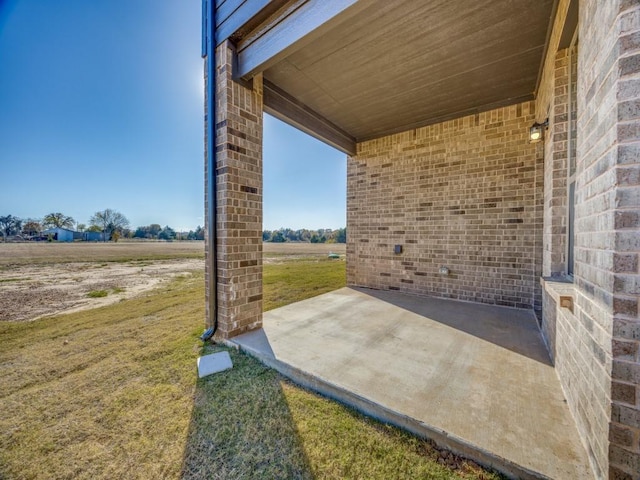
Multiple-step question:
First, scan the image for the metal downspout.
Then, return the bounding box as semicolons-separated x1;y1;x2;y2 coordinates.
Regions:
203;0;217;334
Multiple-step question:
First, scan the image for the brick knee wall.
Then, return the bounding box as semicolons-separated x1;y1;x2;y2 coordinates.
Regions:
347;101;543;311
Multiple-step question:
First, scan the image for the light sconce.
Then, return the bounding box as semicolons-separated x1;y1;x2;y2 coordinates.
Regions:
529;119;549;143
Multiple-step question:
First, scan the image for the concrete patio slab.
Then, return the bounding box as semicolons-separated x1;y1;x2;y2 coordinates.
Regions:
229;287;594;479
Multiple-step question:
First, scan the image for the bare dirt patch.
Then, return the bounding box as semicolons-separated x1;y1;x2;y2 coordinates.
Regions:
0;240;203;266
0;241;342;322
0;259;203;322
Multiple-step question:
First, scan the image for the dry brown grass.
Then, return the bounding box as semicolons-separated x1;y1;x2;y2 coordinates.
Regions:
0;241;346;267
0;273;204;479
0;241;204;266
0;243;501;480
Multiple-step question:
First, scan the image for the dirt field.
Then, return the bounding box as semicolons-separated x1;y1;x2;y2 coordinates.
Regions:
0;259;204;322
0;240;204;265
0;241;345;322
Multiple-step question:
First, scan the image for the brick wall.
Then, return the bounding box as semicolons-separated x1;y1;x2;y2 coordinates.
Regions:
207;41;263;338
581;0;640;478
541;0;640;477
347;102;543;311
558;37;616;478
536;1;640;476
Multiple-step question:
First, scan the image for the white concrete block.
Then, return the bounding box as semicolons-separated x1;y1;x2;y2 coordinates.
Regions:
197;351;233;378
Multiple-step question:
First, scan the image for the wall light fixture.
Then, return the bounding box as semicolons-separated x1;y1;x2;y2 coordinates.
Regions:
530;119;549;143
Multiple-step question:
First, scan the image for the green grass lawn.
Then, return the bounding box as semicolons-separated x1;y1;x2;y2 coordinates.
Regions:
263;257;346;311
0;258;501;480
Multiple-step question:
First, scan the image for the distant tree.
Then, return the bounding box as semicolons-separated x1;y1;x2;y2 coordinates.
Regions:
148;224;162;238
186;227;203;240
22;219;43;237
89;209;130;242
86;225;102;232
133;223;163;239
270;231;286;243
133;226;149;238
158;225;176;240
43;212;75;229
298;229;311;242
76;223;86;232
262;227;345;243
310;232;327;243
0;215;22;241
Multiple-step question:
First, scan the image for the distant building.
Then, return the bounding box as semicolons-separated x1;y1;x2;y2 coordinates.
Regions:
42;227;75;242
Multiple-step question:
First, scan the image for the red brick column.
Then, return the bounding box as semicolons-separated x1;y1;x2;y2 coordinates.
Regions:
205;41;263;338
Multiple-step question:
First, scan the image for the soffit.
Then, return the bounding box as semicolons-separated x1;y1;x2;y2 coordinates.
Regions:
263;0;554;142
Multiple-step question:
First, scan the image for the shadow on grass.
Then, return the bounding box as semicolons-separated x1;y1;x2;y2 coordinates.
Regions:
180;345;314;480
179;345;503;480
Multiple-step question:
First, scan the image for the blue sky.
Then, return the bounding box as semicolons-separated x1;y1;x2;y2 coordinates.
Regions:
0;0;346;232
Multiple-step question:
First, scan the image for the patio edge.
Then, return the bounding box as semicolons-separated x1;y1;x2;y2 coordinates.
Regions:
225;336;552;480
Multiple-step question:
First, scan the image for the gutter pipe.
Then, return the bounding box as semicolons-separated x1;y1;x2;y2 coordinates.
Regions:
202;0;217;338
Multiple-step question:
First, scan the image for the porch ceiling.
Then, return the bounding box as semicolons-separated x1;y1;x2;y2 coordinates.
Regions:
262;0;554;142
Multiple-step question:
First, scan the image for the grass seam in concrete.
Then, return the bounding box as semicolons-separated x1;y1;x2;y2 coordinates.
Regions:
225;337;553;480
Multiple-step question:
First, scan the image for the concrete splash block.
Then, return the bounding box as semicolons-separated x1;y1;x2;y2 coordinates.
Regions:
197;351;233;378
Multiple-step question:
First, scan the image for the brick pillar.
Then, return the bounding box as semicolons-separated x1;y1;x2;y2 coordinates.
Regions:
542;48;570;279
577;1;640;478
205;41;263;339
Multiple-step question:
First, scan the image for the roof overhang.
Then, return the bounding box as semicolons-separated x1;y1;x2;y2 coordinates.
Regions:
215;0;557;154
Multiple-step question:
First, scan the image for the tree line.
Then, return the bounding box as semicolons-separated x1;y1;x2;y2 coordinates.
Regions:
0;210;205;242
263;227;346;243
133;224;204;241
1;211;345;243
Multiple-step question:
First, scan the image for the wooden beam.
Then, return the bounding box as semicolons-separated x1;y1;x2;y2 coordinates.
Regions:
216;0;245;27
263;80;356;155
236;0;367;80
558;0;578;49
215;0;273;46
